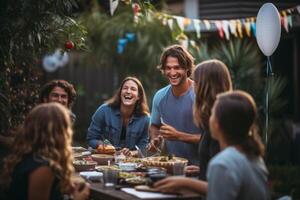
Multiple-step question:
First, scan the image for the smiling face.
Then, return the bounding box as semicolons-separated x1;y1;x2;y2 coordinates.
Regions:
120;80;140;107
164;56;188;87
45;86;69;107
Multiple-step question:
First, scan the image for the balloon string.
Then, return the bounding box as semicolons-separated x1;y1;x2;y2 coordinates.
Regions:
265;57;273;144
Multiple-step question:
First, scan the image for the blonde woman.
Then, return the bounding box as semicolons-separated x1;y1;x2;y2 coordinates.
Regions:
0;103;89;200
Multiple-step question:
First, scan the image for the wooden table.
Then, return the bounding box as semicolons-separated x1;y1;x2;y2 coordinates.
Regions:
88;181;203;200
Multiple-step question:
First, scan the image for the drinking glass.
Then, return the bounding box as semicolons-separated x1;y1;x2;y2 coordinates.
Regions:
102;168;119;188
172;162;187;176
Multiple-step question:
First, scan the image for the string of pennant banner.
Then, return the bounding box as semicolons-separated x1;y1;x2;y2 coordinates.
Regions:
114;2;300;53
152;5;300;40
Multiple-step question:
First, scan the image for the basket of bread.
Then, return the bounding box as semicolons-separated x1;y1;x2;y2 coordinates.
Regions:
73;160;97;171
96;144;116;155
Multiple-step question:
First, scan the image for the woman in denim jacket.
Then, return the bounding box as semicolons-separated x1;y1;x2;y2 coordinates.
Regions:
87;77;150;157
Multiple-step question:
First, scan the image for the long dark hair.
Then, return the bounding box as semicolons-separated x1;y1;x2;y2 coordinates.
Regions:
214;91;264;157
106;76;149;116
193;59;232;129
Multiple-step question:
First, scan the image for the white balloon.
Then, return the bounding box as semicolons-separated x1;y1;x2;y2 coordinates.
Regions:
256;3;281;56
59;52;69;67
42;55;59;72
52;49;69;68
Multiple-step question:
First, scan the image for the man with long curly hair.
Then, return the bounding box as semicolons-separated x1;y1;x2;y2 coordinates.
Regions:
40;79;77;122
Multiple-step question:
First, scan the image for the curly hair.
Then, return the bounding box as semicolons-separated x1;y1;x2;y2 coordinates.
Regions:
40;80;77;108
193;59;232;129
105;76;149;116
0;103;74;193
157;44;195;77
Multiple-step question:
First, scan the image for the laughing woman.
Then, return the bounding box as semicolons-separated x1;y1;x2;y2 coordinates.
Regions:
87;77;150;157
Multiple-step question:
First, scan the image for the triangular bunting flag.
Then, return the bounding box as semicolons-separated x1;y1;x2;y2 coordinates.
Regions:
193;19;201;38
110;0;119;16
281;12;289;32
297;6;300;14
215;21;224;39
251;19;256;37
287;15;293;28
203;20;211;30
175;16;185;31
184;18;191;28
229;20;237;37
244;19;251;37
168;18;174;30
236;20;243;38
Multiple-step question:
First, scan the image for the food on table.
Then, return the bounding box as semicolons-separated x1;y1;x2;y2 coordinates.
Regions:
95;165;120;172
119;172;136;179
118;162;137;171
73;151;91;159
146;167;167;175
91;154;114;165
125;177;148;186
142;156;188;174
73;160;97;171
73;152;84;159
123;157;143;163
72;146;87;153
131;172;146;177
114;152;126;163
96;144;116;154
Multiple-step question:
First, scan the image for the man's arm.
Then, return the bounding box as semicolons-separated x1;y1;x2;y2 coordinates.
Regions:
149;124;160;140
147;124;163;152
159;124;201;144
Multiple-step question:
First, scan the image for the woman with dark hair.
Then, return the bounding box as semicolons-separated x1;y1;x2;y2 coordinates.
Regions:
154;91;269;200
0;103;90;200
87;76;150;156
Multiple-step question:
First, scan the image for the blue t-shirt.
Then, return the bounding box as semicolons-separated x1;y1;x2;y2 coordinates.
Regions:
207;147;269;200
151;85;201;165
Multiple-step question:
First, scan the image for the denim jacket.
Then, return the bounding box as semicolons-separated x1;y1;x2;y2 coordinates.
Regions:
87;104;150;150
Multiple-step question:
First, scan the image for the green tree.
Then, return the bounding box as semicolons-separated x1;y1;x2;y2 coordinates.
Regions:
0;0;87;134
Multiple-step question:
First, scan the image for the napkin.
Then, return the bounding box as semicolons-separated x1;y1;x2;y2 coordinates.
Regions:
79;171;103;181
121;188;178;199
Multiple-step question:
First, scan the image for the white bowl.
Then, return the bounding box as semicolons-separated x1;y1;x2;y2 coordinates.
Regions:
118;162;137;171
